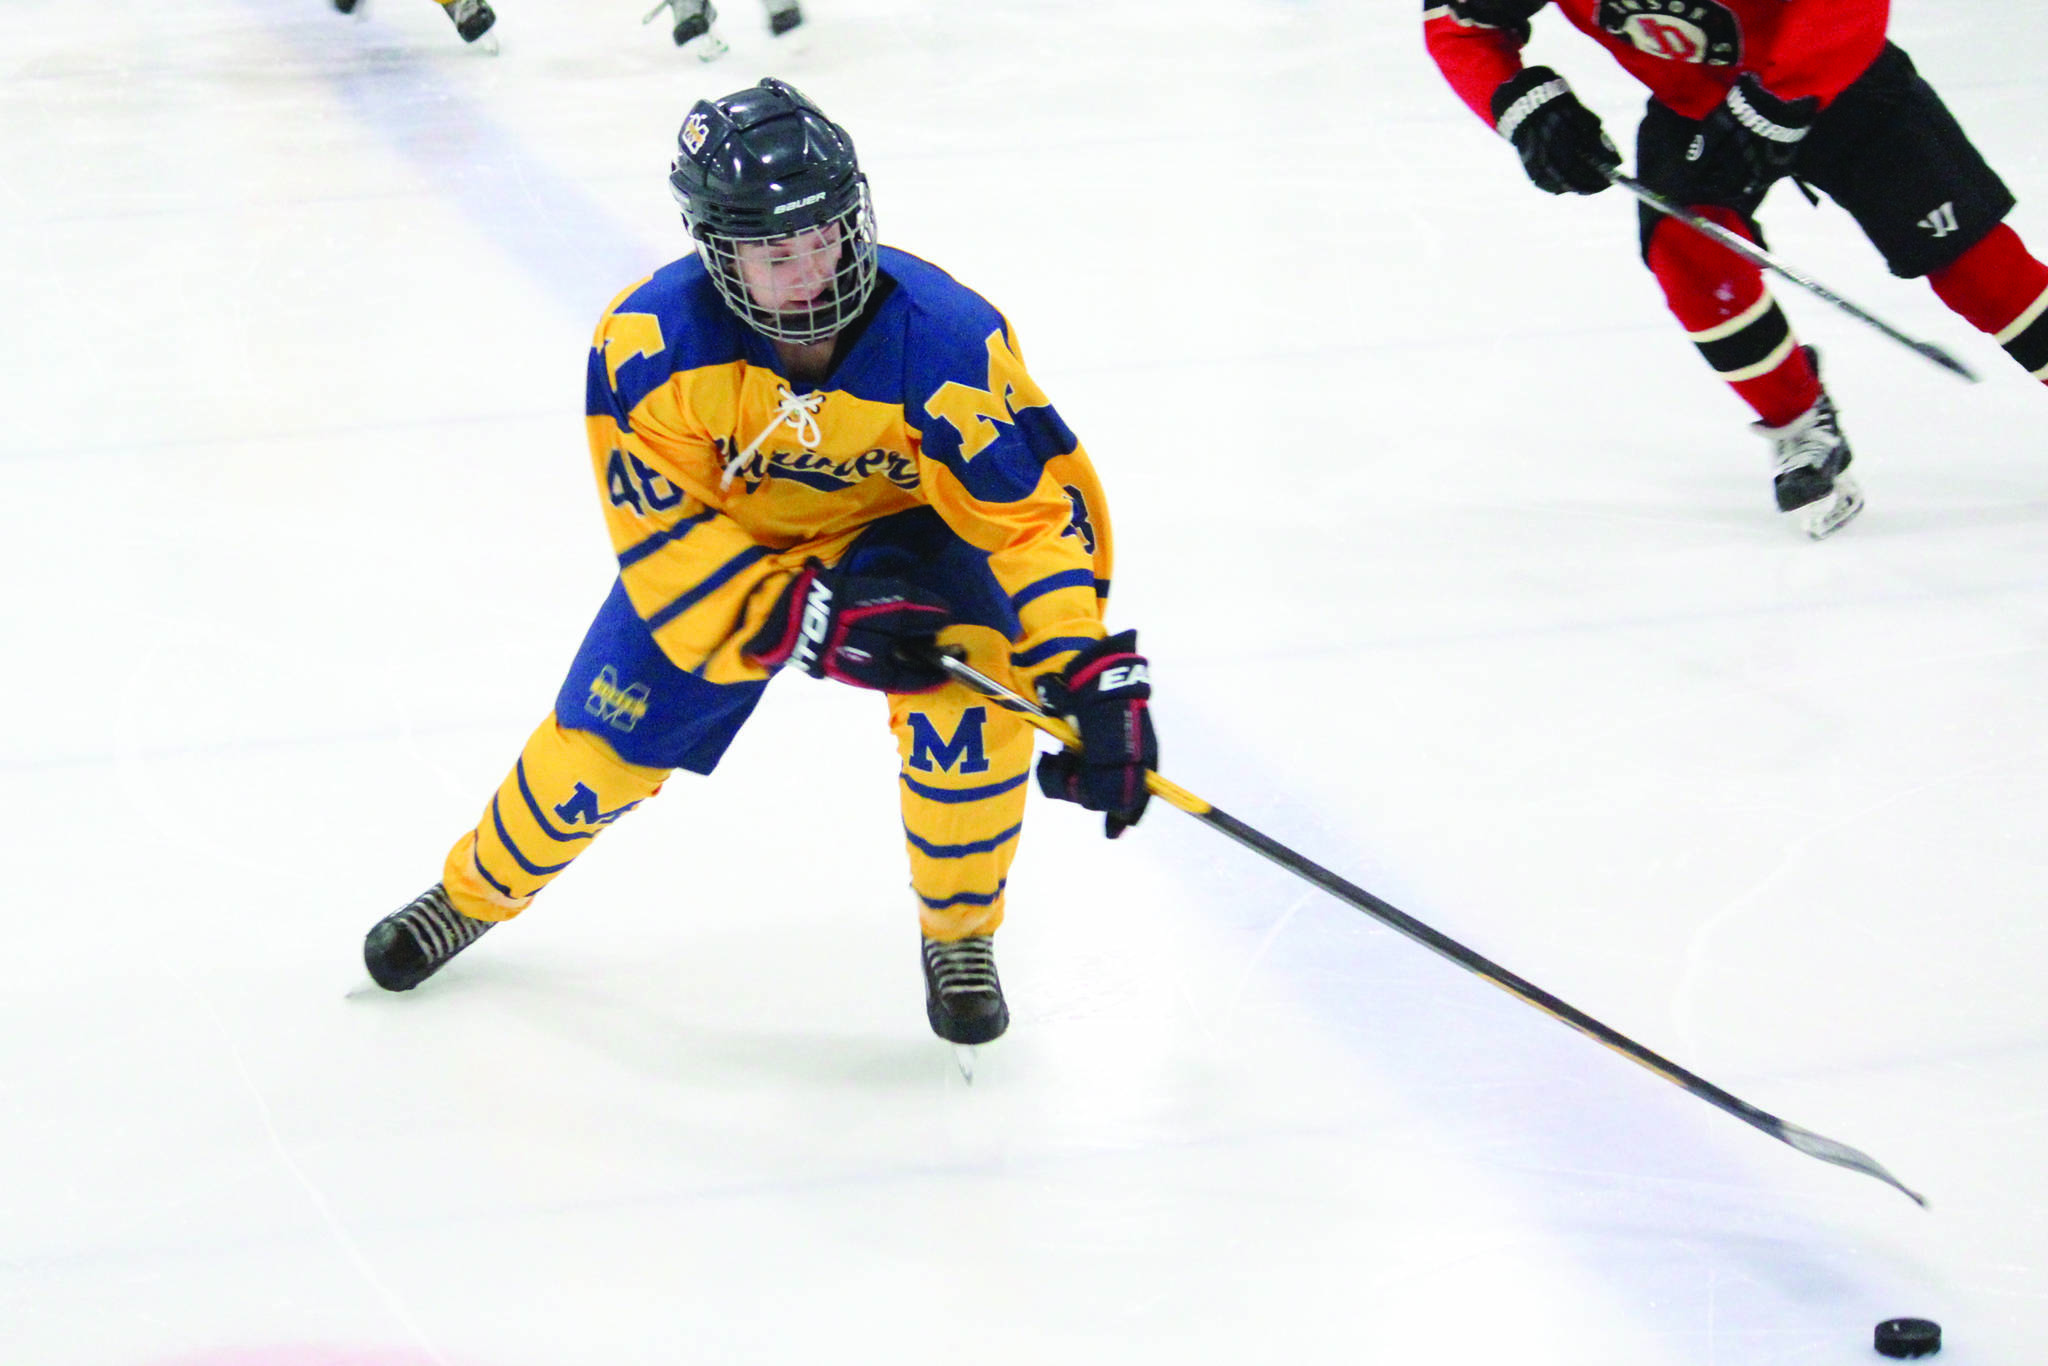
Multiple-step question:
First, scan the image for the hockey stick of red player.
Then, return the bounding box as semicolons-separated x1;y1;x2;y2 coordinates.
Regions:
926;648;1928;1207
1607;168;1979;383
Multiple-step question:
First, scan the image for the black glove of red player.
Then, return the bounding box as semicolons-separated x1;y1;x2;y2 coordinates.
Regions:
743;559;953;694
1491;66;1620;196
1034;631;1157;839
1686;72;1817;204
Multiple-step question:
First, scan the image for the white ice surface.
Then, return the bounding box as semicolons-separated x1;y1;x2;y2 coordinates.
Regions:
4;1;2046;1362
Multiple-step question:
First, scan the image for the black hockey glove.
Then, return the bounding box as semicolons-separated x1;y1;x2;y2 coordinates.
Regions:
743;559;954;694
1491;67;1619;196
1686;73;1817;205
1034;631;1157;839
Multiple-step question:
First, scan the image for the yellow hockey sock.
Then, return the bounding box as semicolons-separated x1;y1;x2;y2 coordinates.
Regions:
443;713;668;921
892;668;1034;942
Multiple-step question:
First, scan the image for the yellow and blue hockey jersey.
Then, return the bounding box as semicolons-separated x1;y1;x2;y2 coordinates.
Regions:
585;245;1114;687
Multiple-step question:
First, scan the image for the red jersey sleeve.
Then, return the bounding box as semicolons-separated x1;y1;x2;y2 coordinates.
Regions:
1423;2;1537;126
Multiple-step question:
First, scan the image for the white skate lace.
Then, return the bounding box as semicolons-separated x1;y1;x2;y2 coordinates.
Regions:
397;886;493;964
1764;403;1840;477
721;387;824;490
924;936;1000;999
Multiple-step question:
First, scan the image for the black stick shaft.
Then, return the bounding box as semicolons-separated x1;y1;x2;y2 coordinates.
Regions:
1608;169;1977;383
937;652;1927;1206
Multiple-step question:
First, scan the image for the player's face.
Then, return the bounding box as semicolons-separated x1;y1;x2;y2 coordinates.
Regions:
733;223;844;314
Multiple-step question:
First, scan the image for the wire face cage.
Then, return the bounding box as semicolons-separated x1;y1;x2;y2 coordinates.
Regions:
693;187;877;344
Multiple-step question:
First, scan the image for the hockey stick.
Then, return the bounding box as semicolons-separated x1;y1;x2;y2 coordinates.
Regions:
931;649;1928;1207
1607;168;1978;383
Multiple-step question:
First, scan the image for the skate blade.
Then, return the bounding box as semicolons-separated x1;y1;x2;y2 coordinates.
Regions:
689;34;729;61
469;31;501;55
952;1045;977;1084
1802;476;1864;540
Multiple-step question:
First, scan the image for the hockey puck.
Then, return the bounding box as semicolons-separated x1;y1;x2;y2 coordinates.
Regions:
1874;1318;1940;1358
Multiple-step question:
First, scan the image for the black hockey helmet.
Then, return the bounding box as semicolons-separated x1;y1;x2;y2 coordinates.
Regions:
668;79;878;344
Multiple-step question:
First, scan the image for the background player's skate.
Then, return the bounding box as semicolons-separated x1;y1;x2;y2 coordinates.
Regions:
643;0;727;59
439;0;497;46
330;0;498;48
643;0;802;58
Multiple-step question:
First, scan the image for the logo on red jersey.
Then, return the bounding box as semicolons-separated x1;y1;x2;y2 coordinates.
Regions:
1596;0;1740;66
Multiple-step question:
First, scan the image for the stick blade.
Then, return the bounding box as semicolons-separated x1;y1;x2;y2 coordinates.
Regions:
1915;341;1980;382
1775;1120;1928;1207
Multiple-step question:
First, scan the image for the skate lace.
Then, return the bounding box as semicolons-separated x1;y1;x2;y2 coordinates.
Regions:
924;936;1000;999
721;387;824;491
396;886;493;965
1765;397;1843;478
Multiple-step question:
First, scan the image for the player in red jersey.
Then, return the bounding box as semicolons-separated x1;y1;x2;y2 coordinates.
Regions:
1425;0;2048;538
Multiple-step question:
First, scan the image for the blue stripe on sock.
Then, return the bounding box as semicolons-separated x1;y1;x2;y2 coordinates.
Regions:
900;771;1028;805
489;796;574;878
904;823;1022;859
918;881;1007;911
470;843;517;900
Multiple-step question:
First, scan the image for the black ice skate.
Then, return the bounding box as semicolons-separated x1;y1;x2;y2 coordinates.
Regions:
333;0;362;13
442;0;497;44
765;0;802;35
1754;348;1862;540
364;883;495;991
922;934;1009;1046
642;0;727;59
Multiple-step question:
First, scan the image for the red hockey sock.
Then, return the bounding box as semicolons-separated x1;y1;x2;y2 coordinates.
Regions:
1646;213;1819;427
1928;223;2048;384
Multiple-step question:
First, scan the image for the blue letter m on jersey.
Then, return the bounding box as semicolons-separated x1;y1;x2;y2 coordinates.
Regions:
907;706;991;774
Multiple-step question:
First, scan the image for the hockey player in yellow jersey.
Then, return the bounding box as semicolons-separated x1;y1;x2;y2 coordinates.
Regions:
364;79;1158;1047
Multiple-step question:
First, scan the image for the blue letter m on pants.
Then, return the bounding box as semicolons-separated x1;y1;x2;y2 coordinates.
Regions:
907;706;991;774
